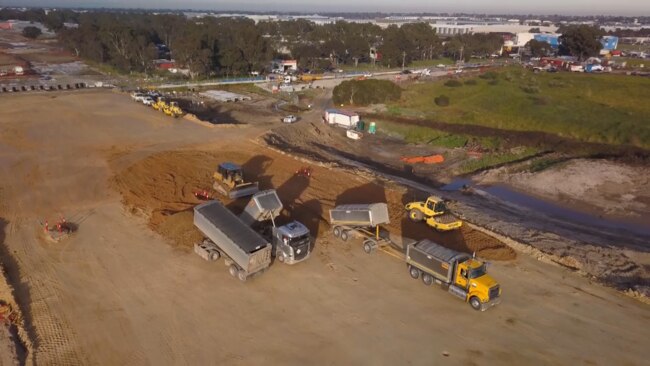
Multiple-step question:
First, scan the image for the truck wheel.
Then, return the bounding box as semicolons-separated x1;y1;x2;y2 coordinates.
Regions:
469;296;482;311
409;209;423;222
333;226;341;238
228;264;239;277
278;253;285;263
237;270;248;282
408;265;420;279
363;241;373;254
210;251;221;261
421;273;433;286
340;231;349;241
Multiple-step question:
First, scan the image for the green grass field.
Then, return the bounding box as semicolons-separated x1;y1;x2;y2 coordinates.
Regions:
389;67;650;149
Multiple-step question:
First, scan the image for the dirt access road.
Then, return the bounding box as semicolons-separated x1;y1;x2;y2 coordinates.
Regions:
0;90;649;365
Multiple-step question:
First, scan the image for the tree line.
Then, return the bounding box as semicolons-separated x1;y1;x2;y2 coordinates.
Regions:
1;9;515;77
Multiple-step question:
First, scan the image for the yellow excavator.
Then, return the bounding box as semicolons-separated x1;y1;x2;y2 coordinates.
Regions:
405;196;463;231
152;97;166;111
213;162;259;199
163;101;183;118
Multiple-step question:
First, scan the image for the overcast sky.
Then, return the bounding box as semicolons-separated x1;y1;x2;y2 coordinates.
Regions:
6;0;650;16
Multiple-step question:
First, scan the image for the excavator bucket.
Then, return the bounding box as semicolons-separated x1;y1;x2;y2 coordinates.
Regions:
227;182;259;199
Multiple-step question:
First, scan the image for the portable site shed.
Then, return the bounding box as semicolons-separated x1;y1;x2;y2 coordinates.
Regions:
324;109;360;129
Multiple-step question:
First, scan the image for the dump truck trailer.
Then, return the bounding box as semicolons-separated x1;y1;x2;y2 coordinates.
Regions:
406;239;501;311
194;200;272;281
329;203;391;253
240;189;311;264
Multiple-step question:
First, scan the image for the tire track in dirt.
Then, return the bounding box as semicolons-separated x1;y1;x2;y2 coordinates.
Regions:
9;219;86;365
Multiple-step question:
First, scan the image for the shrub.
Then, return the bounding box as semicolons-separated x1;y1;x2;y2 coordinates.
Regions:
444;79;463;87
434;95;450;106
504;72;514;81
22;26;42;39
521;84;541;94
332;79;402;106
487;79;499;86
531;96;549;105
479;71;499;80
464;79;478;85
548;79;567;88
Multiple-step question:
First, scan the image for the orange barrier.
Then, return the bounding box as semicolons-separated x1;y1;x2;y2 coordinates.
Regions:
401;154;445;164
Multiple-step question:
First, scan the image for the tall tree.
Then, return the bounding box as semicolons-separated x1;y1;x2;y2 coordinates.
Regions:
559;25;604;60
526;39;552;57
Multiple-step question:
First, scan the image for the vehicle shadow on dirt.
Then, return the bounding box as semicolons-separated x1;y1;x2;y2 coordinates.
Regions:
176;99;242;125
226;155;274;214
0;218;31;364
242;155;274;190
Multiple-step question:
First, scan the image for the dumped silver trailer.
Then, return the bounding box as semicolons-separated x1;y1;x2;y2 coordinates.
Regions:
240;189;283;226
240;189;312;265
329;203;390;227
194;200;272;281
328;203;391;254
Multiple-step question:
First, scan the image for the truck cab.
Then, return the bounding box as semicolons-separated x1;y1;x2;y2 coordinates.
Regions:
452;258;500;310
272;221;311;264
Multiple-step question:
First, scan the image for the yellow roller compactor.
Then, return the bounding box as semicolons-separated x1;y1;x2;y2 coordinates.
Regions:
405;196;462;231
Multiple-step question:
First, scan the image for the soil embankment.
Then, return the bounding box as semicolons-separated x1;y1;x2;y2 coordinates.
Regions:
111;147;516;261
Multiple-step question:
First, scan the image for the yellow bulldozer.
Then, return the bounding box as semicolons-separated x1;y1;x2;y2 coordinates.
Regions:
405;196;462;231
213;162;259;199
163;101;183;118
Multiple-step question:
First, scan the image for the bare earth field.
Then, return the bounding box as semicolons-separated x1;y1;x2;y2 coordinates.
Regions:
1;90;649;365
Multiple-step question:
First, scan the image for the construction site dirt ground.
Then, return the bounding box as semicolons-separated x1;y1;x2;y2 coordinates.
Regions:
1;90;649;365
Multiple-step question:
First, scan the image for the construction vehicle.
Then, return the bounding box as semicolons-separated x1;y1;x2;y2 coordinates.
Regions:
240;189;311;264
212;162;259;199
193;200;272;281
162;101;183;118
329;203;391;254
405;196;462;231
406;239;501;311
152;97;166;111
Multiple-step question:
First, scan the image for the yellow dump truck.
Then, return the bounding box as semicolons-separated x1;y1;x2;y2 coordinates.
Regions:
405;196;462;231
406;239;501;310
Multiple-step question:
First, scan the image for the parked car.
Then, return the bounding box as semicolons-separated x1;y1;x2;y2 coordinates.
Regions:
131;92;145;102
141;96;154;106
401;70;413;74
282;115;298;124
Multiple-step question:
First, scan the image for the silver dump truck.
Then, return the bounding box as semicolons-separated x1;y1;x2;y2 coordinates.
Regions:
240;189;311;264
194;200;272;281
329;203;391;254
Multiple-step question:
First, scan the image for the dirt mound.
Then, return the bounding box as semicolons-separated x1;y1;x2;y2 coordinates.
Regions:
111;147;515;260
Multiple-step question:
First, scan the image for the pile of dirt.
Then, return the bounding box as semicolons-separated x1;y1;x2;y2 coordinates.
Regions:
111;146;516;261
